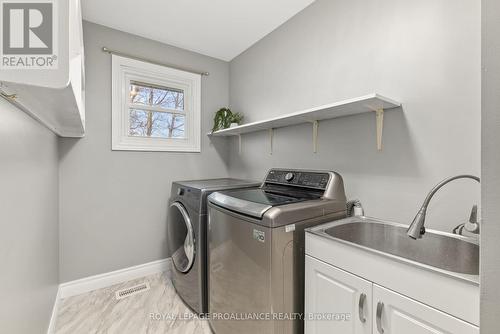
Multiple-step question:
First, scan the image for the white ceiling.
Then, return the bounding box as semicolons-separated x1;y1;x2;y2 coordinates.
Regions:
82;0;315;61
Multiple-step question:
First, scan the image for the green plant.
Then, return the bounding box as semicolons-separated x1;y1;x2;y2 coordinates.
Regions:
212;108;236;132
230;112;244;125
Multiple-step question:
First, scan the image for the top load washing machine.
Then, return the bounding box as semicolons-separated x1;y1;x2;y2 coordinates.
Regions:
167;178;260;314
207;169;347;334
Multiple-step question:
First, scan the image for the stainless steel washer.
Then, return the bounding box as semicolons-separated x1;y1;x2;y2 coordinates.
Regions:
167;178;260;314
208;169;347;334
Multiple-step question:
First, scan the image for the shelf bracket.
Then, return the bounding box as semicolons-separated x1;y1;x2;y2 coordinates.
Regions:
375;108;384;151
312;120;319;153
238;134;242;154
269;128;274;155
0;89;18;100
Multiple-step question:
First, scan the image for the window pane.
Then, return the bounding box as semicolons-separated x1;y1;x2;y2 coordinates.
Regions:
129;82;184;111
129;109;185;138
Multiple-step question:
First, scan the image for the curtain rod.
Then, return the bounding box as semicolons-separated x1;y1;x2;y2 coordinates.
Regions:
102;47;210;76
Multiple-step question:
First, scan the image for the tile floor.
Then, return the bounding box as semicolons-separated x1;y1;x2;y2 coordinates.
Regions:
54;272;212;334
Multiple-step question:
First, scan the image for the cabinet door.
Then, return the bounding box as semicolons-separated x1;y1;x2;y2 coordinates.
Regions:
305;255;372;334
372;285;479;334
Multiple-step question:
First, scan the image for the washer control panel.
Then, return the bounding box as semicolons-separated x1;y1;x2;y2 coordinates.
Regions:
265;169;330;189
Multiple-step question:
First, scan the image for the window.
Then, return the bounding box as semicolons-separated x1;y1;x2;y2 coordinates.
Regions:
112;55;201;152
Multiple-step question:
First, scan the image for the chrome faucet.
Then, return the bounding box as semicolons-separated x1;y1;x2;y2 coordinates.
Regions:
407;175;480;239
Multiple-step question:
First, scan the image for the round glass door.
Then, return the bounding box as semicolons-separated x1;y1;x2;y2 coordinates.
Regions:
168;202;195;273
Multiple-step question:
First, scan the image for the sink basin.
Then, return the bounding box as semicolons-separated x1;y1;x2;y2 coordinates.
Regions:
322;218;479;275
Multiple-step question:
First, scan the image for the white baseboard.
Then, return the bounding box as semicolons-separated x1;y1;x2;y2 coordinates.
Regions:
59;258;171;299
47;286;62;334
46;258;171;334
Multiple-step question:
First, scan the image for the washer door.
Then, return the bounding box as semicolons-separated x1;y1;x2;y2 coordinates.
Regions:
168;202;195;273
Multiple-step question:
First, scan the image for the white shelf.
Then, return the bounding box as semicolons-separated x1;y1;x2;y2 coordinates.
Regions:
208;93;401;152
0;0;85;137
208;94;400;137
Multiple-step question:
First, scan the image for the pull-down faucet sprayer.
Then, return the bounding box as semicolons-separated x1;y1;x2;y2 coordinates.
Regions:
407;175;480;240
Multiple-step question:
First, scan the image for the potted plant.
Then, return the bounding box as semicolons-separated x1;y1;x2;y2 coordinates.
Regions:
229;112;244;128
212;108;244;132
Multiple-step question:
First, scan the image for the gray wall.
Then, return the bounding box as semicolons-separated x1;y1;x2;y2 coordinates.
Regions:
480;0;500;331
228;0;481;233
59;22;230;282
0;99;59;333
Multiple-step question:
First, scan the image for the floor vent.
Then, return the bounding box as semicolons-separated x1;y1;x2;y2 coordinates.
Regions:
115;282;150;300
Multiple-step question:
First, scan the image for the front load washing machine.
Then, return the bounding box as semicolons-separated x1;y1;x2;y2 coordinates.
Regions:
167;178;260;314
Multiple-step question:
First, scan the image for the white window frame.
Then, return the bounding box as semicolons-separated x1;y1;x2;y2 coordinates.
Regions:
111;55;201;152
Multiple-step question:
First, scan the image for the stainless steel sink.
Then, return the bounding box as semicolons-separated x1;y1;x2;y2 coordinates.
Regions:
315;217;479;275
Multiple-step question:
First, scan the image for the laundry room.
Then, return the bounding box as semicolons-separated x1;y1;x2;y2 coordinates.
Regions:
0;0;498;333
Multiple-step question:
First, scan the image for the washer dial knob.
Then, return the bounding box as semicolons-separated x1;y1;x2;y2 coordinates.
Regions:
285;172;295;182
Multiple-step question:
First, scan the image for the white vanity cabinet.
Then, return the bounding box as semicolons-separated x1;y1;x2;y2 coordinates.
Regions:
305;255;479;334
305;255;372;334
